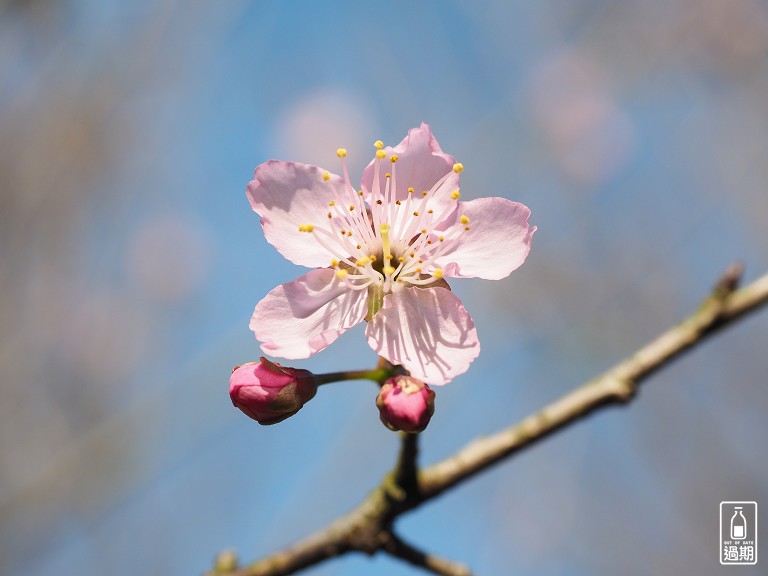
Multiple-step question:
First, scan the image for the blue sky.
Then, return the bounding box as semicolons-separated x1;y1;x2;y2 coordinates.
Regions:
2;1;767;575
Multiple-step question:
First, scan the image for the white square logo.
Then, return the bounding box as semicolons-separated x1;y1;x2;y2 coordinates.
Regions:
720;501;757;565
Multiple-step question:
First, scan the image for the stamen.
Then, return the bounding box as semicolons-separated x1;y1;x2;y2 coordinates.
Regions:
336;148;347;158
453;163;464;173
323;171;330;181
380;223;393;277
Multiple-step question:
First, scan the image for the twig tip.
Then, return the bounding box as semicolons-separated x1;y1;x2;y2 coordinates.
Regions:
714;261;744;297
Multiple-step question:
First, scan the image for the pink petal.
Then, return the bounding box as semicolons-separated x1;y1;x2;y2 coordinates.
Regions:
247;161;347;268
366;286;480;385
251;268;368;359
361;123;459;210
434;197;536;280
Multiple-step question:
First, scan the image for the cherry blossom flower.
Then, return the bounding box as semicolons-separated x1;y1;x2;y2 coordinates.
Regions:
247;124;535;384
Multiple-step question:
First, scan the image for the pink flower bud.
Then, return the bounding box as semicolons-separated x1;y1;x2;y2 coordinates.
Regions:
376;375;435;433
229;358;317;425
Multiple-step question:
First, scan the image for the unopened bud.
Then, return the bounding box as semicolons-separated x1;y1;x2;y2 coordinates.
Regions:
229;358;317;425
376;375;435;433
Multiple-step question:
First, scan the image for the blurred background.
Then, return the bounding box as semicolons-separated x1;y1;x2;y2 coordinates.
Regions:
2;1;767;574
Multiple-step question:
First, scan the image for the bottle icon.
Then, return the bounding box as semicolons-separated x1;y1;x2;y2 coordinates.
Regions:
731;506;747;540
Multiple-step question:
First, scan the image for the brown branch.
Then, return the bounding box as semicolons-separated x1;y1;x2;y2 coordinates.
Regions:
215;265;768;576
419;265;768;498
381;533;473;576
393;432;420;494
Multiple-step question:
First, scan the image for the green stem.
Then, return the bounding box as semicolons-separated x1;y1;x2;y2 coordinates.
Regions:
314;367;393;386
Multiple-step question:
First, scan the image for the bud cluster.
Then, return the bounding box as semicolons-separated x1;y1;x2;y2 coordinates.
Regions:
230;360;436;432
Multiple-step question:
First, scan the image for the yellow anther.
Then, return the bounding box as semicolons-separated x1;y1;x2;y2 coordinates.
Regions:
336;148;347;158
323;171;330;181
398;256;404;262
336;269;348;279
331;258;340;267
421;228;427;234
413;211;419;216
453;163;464;173
355;257;371;267
439;236;444;242
347;231;352;236
407;187;415;194
384;253;393;260
451;190;461;200
298;224;315;232
383;266;396;276
356;244;361;249
370;254;377;262
385;173;391;178
433;268;444;279
418;259;423;263
358;190;364;196
389;154;398;163
460;215;470;225
415;267;422;273
428;209;433;214
349;205;355;211
376;149;387;159
328;200;335;206
374;140;384;150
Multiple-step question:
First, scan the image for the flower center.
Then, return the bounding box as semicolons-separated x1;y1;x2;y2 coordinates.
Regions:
296;141;472;316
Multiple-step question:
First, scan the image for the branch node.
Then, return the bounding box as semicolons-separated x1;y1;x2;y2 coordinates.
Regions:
714;261;744;298
206;549;238;575
608;377;636;402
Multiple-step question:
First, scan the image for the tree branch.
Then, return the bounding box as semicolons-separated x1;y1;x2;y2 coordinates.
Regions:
381;532;473;576
215;266;768;576
419;265;768;499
